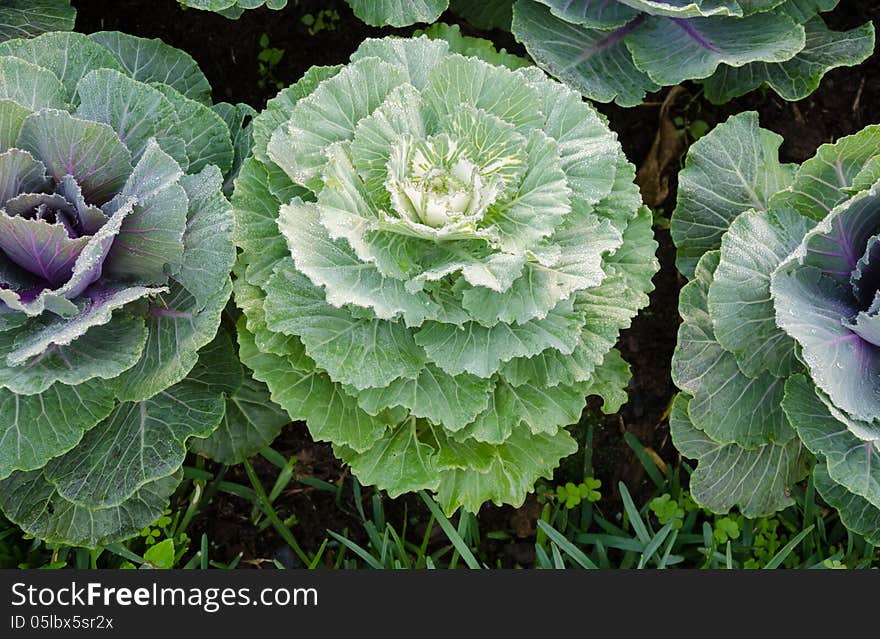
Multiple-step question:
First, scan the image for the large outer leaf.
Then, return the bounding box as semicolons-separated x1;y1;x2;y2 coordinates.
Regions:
813;463;880;546
345;0;447;27
702;18;875;103
672;250;794;447
0;0;75;43
670;393;807;517
512;0;659;107
0;381;116;480
671;111;795;278
626;12;805;86
89;31;212;105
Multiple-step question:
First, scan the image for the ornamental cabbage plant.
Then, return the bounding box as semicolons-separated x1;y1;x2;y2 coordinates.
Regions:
511;0;875;107
0;31;253;548
234;35;658;514
670;112;880;543
0;0;74;42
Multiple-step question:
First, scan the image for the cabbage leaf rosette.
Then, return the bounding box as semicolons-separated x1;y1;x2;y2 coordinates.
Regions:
0;31;243;547
234;35;658;514
511;0;875;107
670;112;880;542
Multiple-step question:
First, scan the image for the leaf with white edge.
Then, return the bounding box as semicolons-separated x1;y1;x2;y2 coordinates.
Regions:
0;380;116;480
518;65;621;207
350;83;427;202
0;308;148;396
89;31;212;105
423;53;545;134
0;55;67;110
435;427;578;515
278;199;437;326
415;299;583;378
772;265;880;424
671;111;795;278
264;263;425;390
351;36;451;91
0;198;135;318
512;0;660;107
0;32;123;106
0;469;180;548
461;210;621;325
268;57;407;193
783;374;880;509
669;393;807;517
813;463;880;546
346;0;447;27
354;364;493;432
708;206;812;377
251;64;341;165
702;18;875;103
487;129;572;253
102;140;187;282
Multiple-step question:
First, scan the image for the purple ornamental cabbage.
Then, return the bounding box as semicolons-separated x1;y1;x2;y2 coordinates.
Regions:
0;31;285;548
671;112;880;543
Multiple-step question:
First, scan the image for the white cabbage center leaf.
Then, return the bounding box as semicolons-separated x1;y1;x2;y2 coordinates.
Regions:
386;134;500;234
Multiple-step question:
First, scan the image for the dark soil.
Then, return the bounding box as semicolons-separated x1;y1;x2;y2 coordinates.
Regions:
72;0;880;568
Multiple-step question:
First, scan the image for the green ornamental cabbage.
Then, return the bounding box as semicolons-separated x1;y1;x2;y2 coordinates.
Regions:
0;31;254;547
511;0;875;106
670;112;880;543
234;35;658;514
